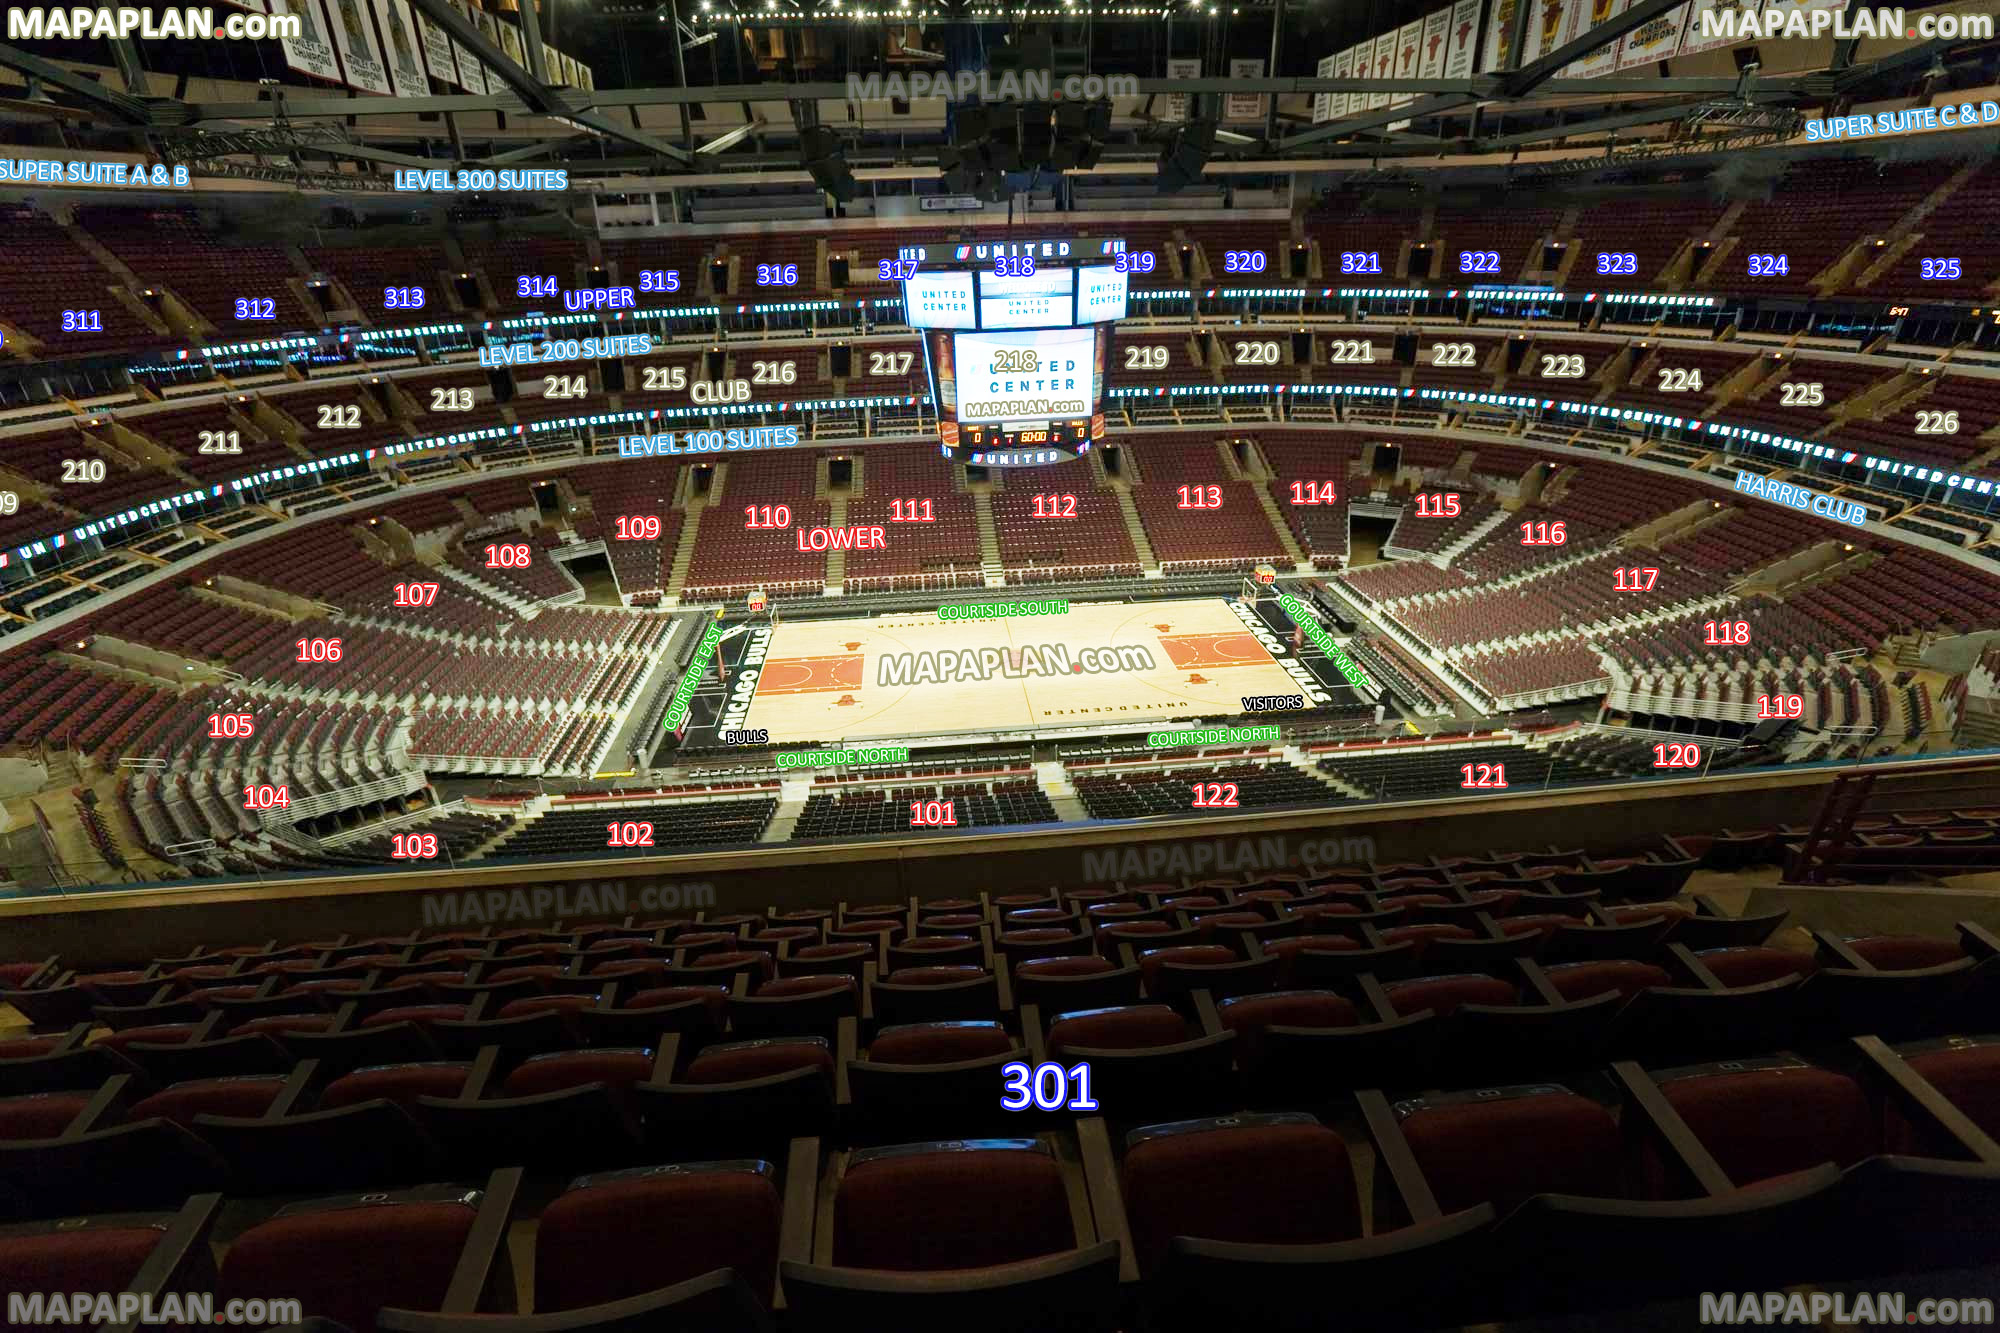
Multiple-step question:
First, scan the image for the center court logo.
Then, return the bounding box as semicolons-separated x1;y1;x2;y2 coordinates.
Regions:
879;642;1154;686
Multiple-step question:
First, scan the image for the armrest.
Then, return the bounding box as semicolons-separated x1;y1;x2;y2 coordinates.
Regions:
99;1193;224;1333
775;1135;821;1312
1075;1116;1139;1284
1357;1087;1440;1224
441;1166;523;1314
834;1018;856;1107
1610;1059;1734;1197
1853;1034;2000;1165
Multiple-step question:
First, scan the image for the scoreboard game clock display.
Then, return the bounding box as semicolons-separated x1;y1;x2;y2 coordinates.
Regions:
903;240;1127;465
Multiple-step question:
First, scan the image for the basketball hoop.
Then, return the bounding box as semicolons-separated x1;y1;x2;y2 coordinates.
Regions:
747;589;768;614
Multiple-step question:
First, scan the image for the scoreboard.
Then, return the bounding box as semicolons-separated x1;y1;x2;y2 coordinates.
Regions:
902;239;1127;466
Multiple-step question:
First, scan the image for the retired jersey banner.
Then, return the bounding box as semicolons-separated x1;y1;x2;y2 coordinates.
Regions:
1313;53;1338;123
1367;31;1397;108
1225;58;1266;120
1164;56;1202;122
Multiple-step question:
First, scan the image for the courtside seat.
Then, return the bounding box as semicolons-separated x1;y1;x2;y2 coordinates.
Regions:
217;1173;519;1333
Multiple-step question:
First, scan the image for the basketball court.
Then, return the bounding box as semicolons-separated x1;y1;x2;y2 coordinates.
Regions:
712;597;1328;742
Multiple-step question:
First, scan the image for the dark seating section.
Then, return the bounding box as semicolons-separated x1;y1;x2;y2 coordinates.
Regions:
487;798;779;859
5;864;1999;1330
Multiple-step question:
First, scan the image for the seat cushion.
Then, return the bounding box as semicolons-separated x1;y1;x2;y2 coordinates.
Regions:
756;974;858;999
0;1221;167;1294
1400;1091;1622;1215
1121;1117;1361;1274
1846;935;1965;971
537;1164;785;1309
219;1197;480;1333
502;1049;656;1098
1383;974;1519;1017
868;1022;1017;1065
1015;955;1117;979
320;1062;473;1111
834;1143;1074;1270
1889;1044;2000;1152
1136;946;1236;988
1651;1067;1878;1191
1696;947;1817;988
1047;1005;1189;1055
0;1092;94;1139
882;965;989;988
684;1039;835;1086
623;985;730;1024
131;1075;288;1128
1545;960;1672;1002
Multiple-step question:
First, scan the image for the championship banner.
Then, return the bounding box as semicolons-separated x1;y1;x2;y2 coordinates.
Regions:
412;0;460;87
1678;0;1762;54
1481;0;1522;70
1562;0;1629;76
326;0;393;94
375;0;430;97
494;11;525;68
1519;0;1584;66
1443;0;1484;78
270;0;344;83
449;0;486;94
1616;0;1688;65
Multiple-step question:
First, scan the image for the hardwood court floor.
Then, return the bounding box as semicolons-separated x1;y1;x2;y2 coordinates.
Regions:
738;597;1301;741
